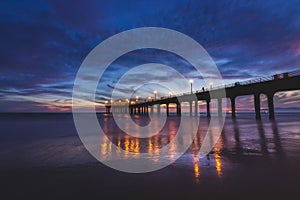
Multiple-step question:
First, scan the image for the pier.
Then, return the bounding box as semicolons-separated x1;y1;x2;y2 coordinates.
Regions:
105;70;300;119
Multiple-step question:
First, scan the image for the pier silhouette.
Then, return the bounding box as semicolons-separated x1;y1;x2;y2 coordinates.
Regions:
105;70;300;119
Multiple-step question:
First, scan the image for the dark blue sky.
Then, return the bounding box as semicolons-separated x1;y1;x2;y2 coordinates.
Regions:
1;0;300;112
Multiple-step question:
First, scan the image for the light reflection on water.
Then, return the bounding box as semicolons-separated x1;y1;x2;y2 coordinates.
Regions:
98;114;291;183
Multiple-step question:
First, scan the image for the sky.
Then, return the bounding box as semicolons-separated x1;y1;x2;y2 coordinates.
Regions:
0;0;300;112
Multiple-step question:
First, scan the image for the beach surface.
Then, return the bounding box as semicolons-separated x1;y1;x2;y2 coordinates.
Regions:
0;113;300;199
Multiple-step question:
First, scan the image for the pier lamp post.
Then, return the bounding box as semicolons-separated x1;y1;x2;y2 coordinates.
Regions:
154;90;157;101
169;91;172;98
148;96;152;101
189;79;194;94
209;82;213;90
136;96;139;102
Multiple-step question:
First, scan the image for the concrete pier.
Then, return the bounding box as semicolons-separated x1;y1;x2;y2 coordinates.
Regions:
106;70;300;120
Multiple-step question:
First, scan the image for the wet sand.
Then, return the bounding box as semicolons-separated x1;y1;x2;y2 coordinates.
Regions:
0;113;300;199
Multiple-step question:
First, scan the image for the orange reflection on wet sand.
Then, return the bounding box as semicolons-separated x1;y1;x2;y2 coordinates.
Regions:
101;137;108;159
193;154;200;183
215;153;222;178
148;138;153;154
134;138;140;155
153;136;160;163
124;136;130;158
116;136;121;155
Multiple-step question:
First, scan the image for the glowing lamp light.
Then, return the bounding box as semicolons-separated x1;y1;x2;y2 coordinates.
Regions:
153;90;157;101
189;79;194;94
209;82;213;90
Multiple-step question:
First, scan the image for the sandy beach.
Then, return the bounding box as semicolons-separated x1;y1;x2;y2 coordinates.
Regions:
0;113;299;199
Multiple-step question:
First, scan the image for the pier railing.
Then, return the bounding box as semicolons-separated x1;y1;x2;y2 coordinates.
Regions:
290;70;300;77
221;69;300;89
158;70;300;100
105;70;300;103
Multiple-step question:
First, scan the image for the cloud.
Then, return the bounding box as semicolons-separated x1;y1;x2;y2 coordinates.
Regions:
1;0;300;111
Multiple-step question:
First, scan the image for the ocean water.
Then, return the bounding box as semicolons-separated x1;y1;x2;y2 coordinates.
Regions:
0;113;299;199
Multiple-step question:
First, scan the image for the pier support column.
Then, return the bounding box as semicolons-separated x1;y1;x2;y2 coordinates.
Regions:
105;106;111;114
134;107;137;114
189;101;193;117
230;97;236;118
218;98;222;117
206;99;211;117
138;106;141;115
157;104;161;115
254;93;261;120
166;103;169;116
176;103;181;116
267;93;275;120
194;101;198;117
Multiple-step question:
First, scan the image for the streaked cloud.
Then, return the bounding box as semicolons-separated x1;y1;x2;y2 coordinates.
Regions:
1;0;300;111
